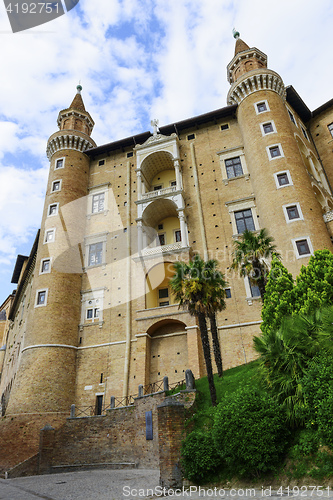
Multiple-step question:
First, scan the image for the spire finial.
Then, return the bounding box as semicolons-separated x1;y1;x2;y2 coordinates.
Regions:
232;28;240;39
76;83;82;94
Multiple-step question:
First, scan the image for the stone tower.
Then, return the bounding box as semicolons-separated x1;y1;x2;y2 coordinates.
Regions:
227;31;332;274
6;86;96;415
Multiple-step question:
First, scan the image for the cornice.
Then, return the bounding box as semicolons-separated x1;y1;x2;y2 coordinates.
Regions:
227;69;286;106
46;133;96;159
227;47;267;84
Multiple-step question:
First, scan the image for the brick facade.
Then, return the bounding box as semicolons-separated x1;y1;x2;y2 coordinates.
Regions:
0;36;332;432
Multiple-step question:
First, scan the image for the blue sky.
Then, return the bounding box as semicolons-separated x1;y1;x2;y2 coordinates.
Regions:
0;0;332;301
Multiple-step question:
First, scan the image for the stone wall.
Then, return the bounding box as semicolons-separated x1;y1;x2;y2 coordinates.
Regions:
158;398;185;489
39;391;195;475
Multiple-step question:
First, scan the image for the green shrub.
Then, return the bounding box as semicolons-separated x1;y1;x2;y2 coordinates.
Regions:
181;430;222;483
212;388;289;477
289;428;319;458
300;353;333;448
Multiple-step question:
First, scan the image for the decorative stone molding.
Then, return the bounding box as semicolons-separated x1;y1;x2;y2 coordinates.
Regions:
227;70;286;106
46;134;96;159
323;210;333;223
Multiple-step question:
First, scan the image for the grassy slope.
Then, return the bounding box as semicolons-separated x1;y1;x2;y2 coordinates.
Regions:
194;360;260;411
185;361;333;485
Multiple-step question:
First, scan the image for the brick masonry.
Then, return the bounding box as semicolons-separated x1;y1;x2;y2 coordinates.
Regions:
37;391;195;477
157;398;185;489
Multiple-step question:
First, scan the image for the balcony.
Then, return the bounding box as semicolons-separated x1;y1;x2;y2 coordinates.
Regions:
141;241;183;256
141;186;177;201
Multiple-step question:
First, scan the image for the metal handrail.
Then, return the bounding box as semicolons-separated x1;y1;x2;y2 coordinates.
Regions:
72;376;188;417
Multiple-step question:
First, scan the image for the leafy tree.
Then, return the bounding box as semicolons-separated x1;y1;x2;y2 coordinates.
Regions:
254;307;333;426
213;387;289;477
261;250;333;329
170;255;227;405
300;353;333;448
293;249;333;315
231;228;280;299
260;256;294;336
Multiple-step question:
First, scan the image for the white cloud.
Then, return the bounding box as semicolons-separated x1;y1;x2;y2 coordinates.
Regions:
0;122;21;158
0;0;332;299
0;165;47;258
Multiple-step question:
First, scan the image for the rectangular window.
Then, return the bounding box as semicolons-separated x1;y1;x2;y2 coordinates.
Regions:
257;102;267;113
221;124;229;130
44;229;55;243
277;173;289;186
288;109;296;125
301;127;308;140
153;185;163;191
296;239;310;256
48;203;58;216
41;259;51;273
250;280;261;297
55;158;64;169
274;170;293;190
170;180;177;187
98;159;105;166
36;290;47;306
158;224;164;230
159;288;169;299
52;180;61;192
86;307;100;319
263;122;274;134
283;202;303;223
159;288;169;306
286;205;300;220
269;146;281;158
225;156;243;179
92;193;105;213
225;288;232;299
187;133;195;140
175;230;181;242
88;242;103;266
158;233;166;246
328;123;333;138
235;209;255;234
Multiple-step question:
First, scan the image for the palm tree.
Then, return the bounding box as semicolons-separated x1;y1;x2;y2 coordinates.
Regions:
231;228;280;300
170;255;228;405
253;307;333;426
203;259;227;377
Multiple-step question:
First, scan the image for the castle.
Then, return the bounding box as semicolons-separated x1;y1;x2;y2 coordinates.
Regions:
1;33;333;420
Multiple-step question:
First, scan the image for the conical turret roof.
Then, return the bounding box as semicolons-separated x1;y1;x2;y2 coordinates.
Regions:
69;85;86;112
234;38;250;56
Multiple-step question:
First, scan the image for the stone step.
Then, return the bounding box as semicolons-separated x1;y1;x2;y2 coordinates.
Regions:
51;462;138;473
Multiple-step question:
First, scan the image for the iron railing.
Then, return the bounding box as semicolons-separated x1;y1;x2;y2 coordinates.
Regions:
72;376;188;418
169;379;186;392
74;403;112;418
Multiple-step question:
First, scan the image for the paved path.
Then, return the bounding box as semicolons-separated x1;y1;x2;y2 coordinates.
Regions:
0;469;159;500
1;470;333;500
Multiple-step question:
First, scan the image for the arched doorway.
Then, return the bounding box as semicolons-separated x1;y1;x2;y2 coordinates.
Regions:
147;320;188;385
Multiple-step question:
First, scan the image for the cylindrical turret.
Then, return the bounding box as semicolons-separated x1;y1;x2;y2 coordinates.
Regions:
6;86;96;415
227;33;332;275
